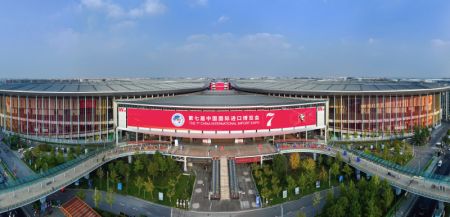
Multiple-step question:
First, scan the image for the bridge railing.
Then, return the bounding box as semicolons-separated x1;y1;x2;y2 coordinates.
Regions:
340;146;450;184
0;146;114;194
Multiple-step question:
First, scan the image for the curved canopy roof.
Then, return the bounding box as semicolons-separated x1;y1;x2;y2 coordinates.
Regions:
232;78;450;95
118;91;325;109
0;79;209;96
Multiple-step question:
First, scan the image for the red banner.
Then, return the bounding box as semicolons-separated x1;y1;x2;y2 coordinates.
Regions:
126;107;316;131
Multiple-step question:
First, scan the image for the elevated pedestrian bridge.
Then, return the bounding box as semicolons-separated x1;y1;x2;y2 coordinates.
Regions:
0;143;449;213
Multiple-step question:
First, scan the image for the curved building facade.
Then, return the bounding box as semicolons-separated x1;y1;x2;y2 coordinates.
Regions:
0;78;448;144
0;79;208;144
233;78;450;139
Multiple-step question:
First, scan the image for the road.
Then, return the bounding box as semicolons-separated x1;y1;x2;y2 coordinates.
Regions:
47;187;338;217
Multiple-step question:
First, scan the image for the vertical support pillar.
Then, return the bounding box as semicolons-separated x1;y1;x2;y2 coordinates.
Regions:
260;155;263;168
313;153;317;161
183;156;187;172
128;155;132;164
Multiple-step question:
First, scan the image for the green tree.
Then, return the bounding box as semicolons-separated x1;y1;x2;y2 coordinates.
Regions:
298;174;307;194
318;166;328;184
166;177;177;203
365;198;382;217
272;154;288;179
134;176;145;196
93;187;102;208
286;175;296;196
41;162;49;172
96;167;104;188
317;154;323;166
325;156;332;166
271;176;282;198
148;161;159;179
330;162;340;179
260;186;271;205
105;187;115;208
56;151;65;164
289;152;301;170
134;159;144;174
380;181;394;212
342;164;353;179
302;158;316;174
109;169;118;186
144;177;155;199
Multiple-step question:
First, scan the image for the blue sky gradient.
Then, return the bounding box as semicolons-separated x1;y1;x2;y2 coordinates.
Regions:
0;0;449;78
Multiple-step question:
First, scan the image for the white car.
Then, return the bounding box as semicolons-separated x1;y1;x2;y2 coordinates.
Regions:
437;160;443;167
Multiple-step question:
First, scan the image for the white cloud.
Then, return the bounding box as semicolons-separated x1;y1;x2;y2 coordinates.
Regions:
216;16;230;24
80;0;166;18
188;0;208;7
431;39;450;48
368;38;375;44
177;33;294;54
80;0;103;9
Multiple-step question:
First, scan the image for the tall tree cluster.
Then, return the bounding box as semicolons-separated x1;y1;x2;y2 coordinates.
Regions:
320;177;394;217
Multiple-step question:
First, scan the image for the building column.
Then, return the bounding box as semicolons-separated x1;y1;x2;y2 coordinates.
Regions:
115;128;119;145
382;95;385;138
128;155;132;164
183;156;188;172
18;95;21;135
340;95;343;138
26;96;29;137
260;155;264;168
361;95;364;138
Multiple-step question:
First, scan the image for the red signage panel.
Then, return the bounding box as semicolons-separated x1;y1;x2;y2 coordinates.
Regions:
127;107;316;131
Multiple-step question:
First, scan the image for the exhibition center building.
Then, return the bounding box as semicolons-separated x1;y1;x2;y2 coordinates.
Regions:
0;78;449;145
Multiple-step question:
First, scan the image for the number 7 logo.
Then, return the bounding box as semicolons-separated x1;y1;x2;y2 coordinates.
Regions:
266;113;275;127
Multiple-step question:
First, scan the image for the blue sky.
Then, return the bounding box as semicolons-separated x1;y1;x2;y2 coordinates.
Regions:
0;0;449;78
